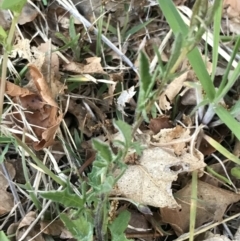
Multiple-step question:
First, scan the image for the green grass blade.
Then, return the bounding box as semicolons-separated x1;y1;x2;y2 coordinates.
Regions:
125;19;154;38
15;136;66;186
211;0;223;80
215;105;240;140
204;134;240;164
157;0;188;35
187;49;215;101
215;38;240;102
158;0;215;101
164;32;183;77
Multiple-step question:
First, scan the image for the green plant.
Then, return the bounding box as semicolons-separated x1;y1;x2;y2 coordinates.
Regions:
55;16;81;61
40;120;136;241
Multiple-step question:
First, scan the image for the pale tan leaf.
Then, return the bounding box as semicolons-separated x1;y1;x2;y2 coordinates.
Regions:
113;146;204;208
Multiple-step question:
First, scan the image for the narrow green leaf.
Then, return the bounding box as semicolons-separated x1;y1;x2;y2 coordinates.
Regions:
15;136;65;186
69;16;77;39
40;188;84;209
0;26;7;41
55;32;69;44
60;213;93;241
92;139;113;163
114;120;132;149
206;166;231;185
187;49;215;101
0;144;9;164
54;34;80;52
125;19;154;38
0;231;10;241
215;105;240;140
211;0;223;80
215;38;240;102
157;0;188;35
158;0;215;101
204;134;240;164
139;51;152;96
164;32;183;77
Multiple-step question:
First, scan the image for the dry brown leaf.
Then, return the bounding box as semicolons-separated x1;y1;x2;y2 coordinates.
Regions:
0;162;15;215
6;81;33;97
16;212;45;241
113;146;204;208
5;65;62;150
224;0;240;17
159;72;188;110
63;57;106;74
181;88;197;105
151;125;191;156
149;116;173;134
28;64;58;107
63;98;101;137
10;39;46;68
40;219;72;239
18;3;38;25
161;181;240;236
38;41;59;76
34;114;63;150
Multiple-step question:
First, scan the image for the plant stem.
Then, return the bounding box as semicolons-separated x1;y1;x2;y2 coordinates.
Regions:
189;170;198;241
0;14;19;119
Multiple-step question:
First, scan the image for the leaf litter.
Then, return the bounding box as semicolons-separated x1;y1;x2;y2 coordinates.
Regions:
2;0;240;241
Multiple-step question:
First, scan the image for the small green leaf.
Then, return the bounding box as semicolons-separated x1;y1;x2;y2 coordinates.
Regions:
114;120;132;149
0;26;7;42
109;210;133;241
231;167;240;179
69;16;77;40
40;188;84;209
1;0;27;12
0;231;10;241
137;51;155;118
60;213;93;241
92;139;113;163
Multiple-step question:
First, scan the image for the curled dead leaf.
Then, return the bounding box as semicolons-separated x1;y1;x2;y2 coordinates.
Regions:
161;181;240;236
5;65;62;150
